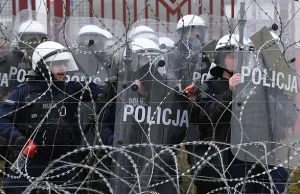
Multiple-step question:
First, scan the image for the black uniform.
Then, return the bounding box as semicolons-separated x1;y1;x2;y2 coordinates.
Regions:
110;63;190;194
191;76;292;194
0;75;110;194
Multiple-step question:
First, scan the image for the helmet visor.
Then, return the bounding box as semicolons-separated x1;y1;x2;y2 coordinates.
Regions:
45;51;79;72
131;51;163;72
77;34;108;51
19;34;46;57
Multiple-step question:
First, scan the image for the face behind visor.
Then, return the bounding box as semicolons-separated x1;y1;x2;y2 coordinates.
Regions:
126;38;164;77
16;21;47;58
177;15;206;44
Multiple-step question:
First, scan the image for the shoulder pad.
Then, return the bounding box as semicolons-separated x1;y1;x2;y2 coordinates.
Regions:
16;83;26;88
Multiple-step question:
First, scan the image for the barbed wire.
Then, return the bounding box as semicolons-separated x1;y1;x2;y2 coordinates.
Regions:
0;0;299;193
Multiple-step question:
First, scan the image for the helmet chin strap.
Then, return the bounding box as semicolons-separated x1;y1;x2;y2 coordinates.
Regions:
224;69;234;77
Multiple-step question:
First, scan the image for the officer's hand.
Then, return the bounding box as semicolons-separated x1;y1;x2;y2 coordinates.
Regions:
183;83;200;101
99;76;118;102
134;80;148;97
229;73;241;91
9;135;27;162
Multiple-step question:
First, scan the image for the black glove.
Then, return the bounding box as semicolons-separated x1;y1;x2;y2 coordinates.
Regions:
98;76;118;102
8;135;27;163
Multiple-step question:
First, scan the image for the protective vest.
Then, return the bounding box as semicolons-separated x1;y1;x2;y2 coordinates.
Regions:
16;80;80;160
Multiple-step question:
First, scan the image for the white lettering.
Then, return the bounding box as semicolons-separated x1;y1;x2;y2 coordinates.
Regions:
0;73;8;87
122;105;189;127
271;71;276;88
252;67;262;85
262;69;270;87
128;98;145;106
284;74;291;91
193;72;201;81
180;110;189;127
9;67;18;79
291;76;298;93
135;105;146;123
277;72;284;90
71;75;80;82
241;67;297;93
241;66;251;83
147;107;155;124
123;105;134;121
65;75;70;82
162;108;172;125
192;72;209;84
17;69;26;83
156;107;161;124
42;103;53;109
201;73;208;84
172;109;180;126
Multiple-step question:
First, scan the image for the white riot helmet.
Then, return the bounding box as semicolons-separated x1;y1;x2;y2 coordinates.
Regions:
101;29;114;47
215;34;240;51
32;41;78;75
177;15;206;44
17;20;48;57
126;37;163;71
210;34;240;78
159;37;175;52
129;26;159;44
18;20;46;35
77;25;108;51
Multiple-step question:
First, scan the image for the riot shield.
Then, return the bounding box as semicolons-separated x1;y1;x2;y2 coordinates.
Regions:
128;19;177;45
111;26;190;193
0;16;15;57
170;17;234;91
58;17;125;158
201;15;237;45
59;16;125;84
0;10;59;104
231;27;299;166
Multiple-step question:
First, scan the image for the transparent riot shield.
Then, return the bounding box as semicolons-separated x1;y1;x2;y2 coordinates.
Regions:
201;15;237;45
0;10;59;104
171;17;236;91
128;18;176;45
111;31;190;193
0;16;15;57
231;27;299;166
59;16;125;82
58;17;125;177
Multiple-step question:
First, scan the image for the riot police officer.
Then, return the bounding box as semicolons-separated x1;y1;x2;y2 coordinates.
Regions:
0;20;47;104
171;15;206;89
72;24;117;194
189;34;293;194
176;14;206;46
108;37;189;194
0;40;116;194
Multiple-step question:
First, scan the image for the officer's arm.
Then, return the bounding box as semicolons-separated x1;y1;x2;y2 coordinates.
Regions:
99;102;115;145
0;86;26;143
198;86;232;123
69;81;103;101
71;79;117;102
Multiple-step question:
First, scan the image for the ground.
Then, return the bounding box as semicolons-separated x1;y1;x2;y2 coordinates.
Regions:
0;155;299;193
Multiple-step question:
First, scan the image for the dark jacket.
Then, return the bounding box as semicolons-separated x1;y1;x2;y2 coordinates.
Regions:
0;79;106;160
188;77;232;192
